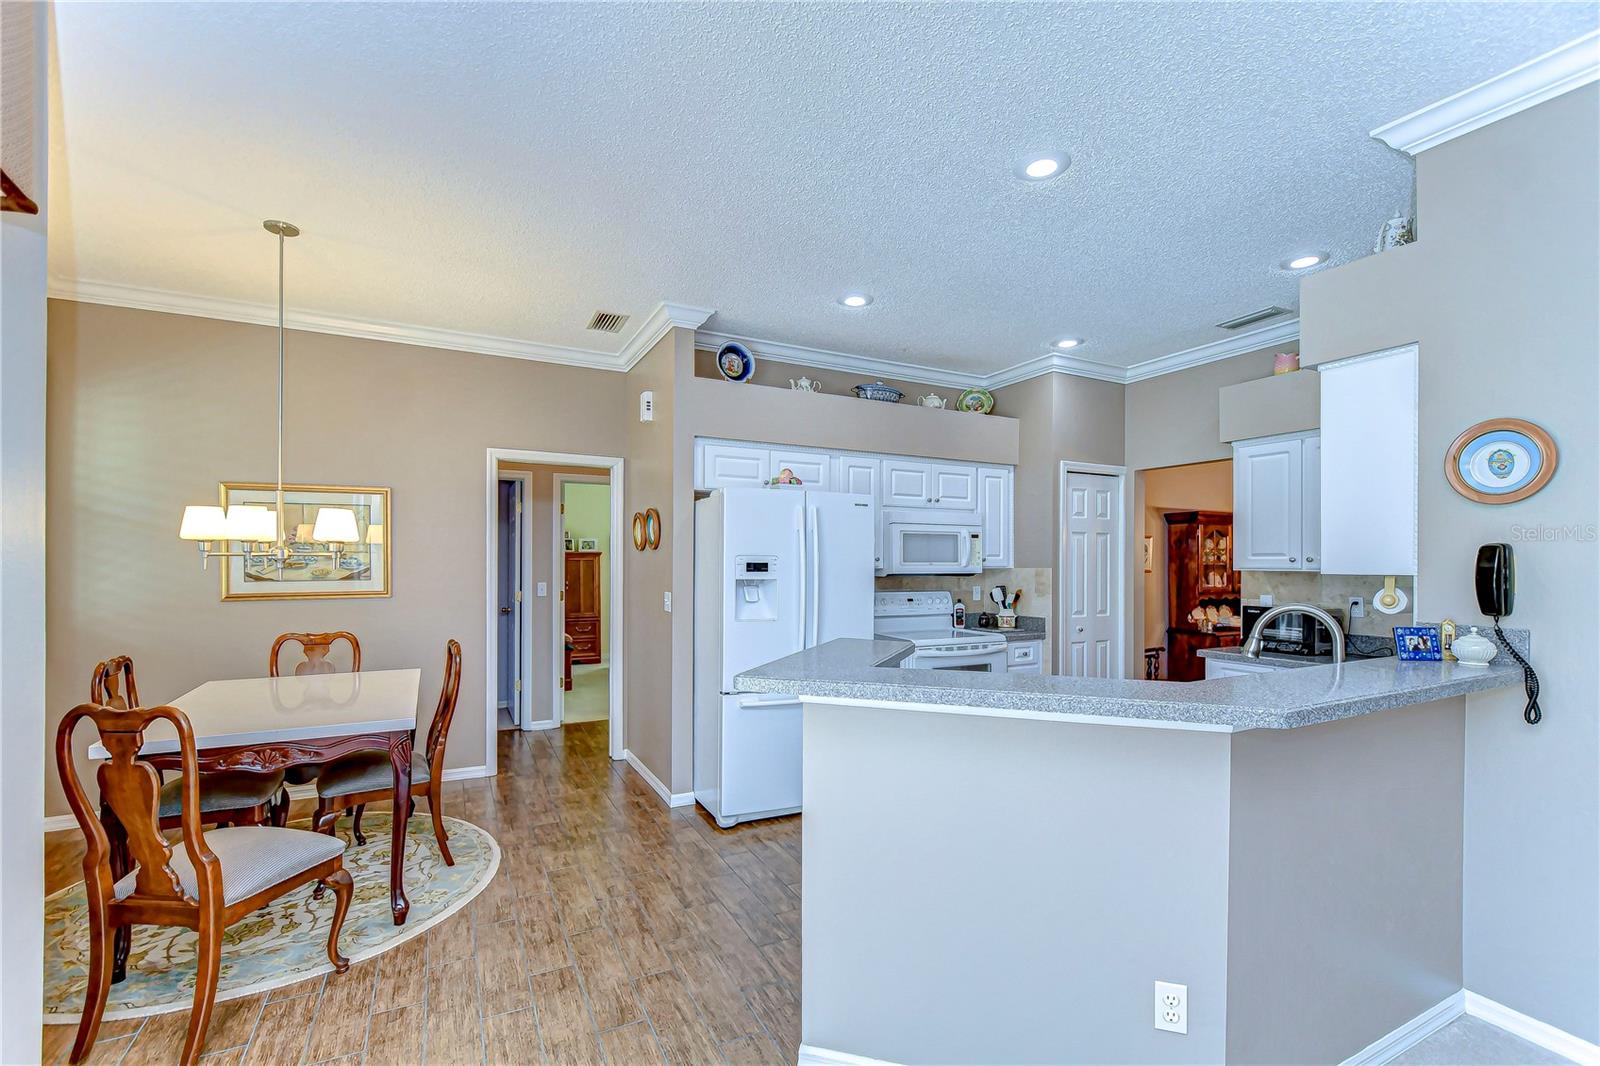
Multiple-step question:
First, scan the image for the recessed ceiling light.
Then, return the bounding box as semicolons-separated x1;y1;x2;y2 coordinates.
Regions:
1052;338;1083;350
1281;251;1328;271
1015;151;1071;181
839;293;872;308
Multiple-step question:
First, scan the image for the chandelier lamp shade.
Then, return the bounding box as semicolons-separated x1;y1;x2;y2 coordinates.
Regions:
177;220;361;572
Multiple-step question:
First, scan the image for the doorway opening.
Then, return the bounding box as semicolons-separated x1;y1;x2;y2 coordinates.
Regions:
485;449;624;766
1057;461;1127;679
1138;459;1236;681
556;474;611;727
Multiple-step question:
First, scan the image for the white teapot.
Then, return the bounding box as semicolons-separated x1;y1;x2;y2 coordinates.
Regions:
789;376;822;393
916;393;947;409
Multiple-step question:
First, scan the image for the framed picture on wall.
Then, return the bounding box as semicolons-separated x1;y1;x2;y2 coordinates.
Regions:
1143;535;1154;573
219;483;391;601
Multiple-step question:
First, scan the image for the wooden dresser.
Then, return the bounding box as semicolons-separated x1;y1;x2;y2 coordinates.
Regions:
564;550;603;664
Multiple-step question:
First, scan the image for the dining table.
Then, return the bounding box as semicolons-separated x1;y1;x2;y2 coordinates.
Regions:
87;667;422;982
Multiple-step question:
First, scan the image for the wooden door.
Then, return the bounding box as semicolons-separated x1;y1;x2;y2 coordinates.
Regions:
564;551;603;664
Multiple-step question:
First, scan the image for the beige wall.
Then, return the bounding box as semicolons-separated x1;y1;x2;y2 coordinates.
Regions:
1300;86;1599;1040
1141;460;1233;650
498;461;609;725
45;301;627;816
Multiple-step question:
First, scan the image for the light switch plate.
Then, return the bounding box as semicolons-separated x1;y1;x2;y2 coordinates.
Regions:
536;581;548;598
663;591;672;613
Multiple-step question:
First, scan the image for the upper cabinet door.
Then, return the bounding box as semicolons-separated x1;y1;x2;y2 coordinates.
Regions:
1233;436;1304;570
930;464;979;510
977;466;1013;568
835;454;879;497
698;442;769;491
1300;434;1321;571
1319;345;1418;576
881;460;934;508
769;448;831;491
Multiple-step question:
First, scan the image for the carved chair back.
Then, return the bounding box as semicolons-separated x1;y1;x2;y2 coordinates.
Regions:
90;656;140;710
270;631;362;677
422;640;462;778
56;703;220;909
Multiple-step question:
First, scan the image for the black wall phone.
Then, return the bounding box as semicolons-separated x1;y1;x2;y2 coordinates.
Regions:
1476;543;1541;724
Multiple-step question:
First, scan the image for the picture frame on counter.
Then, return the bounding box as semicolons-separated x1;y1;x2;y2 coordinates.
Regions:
1393;625;1443;662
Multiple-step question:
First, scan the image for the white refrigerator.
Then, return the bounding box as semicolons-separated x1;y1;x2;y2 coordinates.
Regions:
693;487;875;827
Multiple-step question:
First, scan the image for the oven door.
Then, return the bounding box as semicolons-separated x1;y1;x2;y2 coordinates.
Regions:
886;522;981;575
904;644;1009;672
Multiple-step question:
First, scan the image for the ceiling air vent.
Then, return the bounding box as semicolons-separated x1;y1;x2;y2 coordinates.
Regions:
586;311;630;334
1214;306;1290;331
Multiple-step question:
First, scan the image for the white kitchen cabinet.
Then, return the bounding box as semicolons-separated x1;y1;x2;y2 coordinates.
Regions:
1318;345;1418;576
1006;639;1042;673
930;464;979;510
698;442;769;491
881;460;935;507
977;466;1013;568
1232;431;1319;571
769;447;831;491
834;454;879;498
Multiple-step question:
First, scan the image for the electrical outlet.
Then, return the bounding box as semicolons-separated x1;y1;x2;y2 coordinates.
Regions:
973;584;983;601
1154;981;1187;1035
663;591;672;613
1348;595;1365;618
1259;593;1273;606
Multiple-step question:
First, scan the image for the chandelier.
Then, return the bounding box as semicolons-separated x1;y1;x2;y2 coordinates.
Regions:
177;221;361;571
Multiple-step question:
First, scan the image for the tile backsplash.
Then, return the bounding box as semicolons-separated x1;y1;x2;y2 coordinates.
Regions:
877;567;1052;629
1240;571;1414;637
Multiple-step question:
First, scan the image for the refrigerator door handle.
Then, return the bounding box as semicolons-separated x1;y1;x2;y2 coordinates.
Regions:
808;504;821;647
738;694;803;709
795;504;807;651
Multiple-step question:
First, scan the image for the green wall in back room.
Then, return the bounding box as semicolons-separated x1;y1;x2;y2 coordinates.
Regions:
563;481;611;658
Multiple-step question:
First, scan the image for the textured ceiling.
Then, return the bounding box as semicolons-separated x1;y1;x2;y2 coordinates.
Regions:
48;2;1594;375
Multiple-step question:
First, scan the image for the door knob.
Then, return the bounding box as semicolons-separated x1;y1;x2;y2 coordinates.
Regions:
1077;626;1085;633
500;607;513;614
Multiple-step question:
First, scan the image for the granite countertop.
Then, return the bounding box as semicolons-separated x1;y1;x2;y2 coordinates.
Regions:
959;615;1046;643
735;632;1529;732
1198;647;1357;670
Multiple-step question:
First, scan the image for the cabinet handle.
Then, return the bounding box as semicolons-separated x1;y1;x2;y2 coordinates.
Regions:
1305;556;1315;563
1289;557;1297;563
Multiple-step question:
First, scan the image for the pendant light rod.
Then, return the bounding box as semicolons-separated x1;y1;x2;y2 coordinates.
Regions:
263;219;299;547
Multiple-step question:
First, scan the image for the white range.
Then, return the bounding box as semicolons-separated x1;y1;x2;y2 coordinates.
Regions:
873;590;1008;672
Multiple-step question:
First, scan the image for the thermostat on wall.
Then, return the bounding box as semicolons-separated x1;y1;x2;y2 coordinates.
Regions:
639;390;655;422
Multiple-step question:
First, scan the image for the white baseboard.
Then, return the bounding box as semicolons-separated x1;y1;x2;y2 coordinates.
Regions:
621;748;693;808
44;814;77;833
1465;991;1600;1066
524;719;557;731
798;1045;902;1066
1341;992;1464;1065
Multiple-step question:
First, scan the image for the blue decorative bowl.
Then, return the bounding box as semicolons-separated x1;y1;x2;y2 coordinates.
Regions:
852;381;903;403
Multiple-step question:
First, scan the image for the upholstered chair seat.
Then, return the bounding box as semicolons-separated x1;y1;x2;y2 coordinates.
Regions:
114;826;346;906
317;752;430;799
157;771;286;821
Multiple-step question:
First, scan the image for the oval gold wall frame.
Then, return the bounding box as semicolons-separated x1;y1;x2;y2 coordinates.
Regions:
1444;418;1558;505
644;507;662;550
631;512;647;551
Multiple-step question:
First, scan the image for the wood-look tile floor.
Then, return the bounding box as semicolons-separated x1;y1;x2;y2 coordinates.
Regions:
41;722;803;1066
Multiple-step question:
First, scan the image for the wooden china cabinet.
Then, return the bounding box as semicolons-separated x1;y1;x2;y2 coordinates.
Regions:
564;551;603;664
1164;510;1241;681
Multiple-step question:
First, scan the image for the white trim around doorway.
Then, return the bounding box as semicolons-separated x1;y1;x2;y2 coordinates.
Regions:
1056;460;1129;680
497;469;534;729
552;472;612;728
485;449;626;766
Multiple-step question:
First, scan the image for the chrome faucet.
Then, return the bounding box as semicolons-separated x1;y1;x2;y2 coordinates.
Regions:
1241;603;1346;663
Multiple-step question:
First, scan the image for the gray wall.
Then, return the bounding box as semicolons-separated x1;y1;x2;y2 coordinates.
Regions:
1226;700;1465;1063
802;702;1232;1064
1300;85;1600;1042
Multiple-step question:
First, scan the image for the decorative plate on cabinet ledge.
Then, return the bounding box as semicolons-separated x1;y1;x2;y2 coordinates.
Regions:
956;387;995;414
1445;418;1557;504
716;342;755;383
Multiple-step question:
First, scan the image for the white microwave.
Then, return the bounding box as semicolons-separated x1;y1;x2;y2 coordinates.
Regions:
884;520;982;575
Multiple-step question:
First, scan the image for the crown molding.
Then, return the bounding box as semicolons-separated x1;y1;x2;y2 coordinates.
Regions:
1372;30;1600;155
1121;318;1300;383
619;301;715;371
47;276;702;373
982;351;1129;388
696;329;987;390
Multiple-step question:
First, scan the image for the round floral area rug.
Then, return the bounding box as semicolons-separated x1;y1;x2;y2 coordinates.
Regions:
44;813;499;1022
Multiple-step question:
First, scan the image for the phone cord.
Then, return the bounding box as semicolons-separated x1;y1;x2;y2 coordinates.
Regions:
1493;617;1541;725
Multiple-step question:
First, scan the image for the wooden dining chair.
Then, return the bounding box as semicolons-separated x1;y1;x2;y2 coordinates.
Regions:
313;640;462;863
269;631;362;676
56;701;354;1066
269;632;362;785
91;656;288;830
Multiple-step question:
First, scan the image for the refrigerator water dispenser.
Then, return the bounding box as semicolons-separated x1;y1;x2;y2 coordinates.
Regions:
734;555;779;621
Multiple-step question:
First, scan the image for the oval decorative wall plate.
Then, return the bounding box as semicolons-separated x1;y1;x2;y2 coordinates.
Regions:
1445;418;1557;504
716;342;755;383
644;507;662;550
632;512;647;551
955;387;995;414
